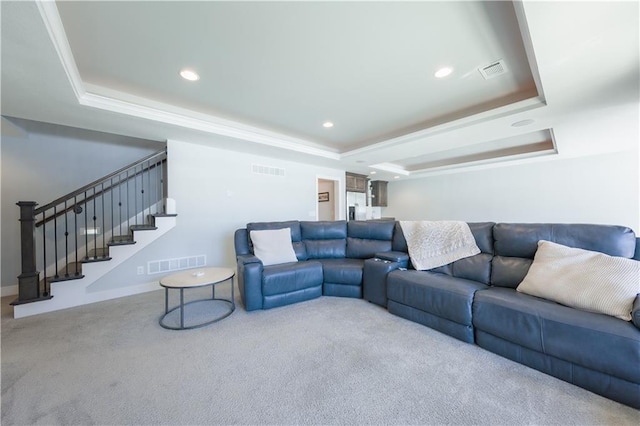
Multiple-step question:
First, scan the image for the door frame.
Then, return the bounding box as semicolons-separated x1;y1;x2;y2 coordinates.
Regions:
316;175;344;221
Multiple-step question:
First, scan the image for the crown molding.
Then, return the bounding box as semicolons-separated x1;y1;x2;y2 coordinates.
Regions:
36;0;85;100
342;95;547;159
79;88;341;160
35;0;341;161
405;129;559;177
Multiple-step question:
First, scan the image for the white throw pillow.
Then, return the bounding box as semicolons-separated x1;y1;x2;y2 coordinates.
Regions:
517;240;640;321
249;228;298;266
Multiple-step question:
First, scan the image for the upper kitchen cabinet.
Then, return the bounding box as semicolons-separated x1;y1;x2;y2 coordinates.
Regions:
346;172;368;193
370;180;388;207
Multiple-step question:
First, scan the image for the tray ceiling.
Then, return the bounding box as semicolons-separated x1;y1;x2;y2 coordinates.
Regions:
2;1;637;179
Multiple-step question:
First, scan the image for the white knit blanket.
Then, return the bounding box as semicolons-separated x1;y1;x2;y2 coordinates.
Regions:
399;221;480;270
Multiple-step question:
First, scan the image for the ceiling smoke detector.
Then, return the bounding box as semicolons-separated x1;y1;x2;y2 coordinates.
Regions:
478;59;508;80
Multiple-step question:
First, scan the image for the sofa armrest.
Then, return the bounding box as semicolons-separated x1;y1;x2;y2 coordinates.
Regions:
238;254;262;265
236;255;264;311
632;294;640;329
363;254;409;307
375;251;409;267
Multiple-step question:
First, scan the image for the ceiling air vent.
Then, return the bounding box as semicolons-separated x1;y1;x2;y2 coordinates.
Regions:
479;59;508;80
252;164;285;177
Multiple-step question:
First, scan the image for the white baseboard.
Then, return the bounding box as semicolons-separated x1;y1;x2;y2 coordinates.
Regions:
1;285;18;297
85;280;161;304
13;280;162;319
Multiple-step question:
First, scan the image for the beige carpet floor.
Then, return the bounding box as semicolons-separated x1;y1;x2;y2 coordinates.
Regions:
2;286;639;425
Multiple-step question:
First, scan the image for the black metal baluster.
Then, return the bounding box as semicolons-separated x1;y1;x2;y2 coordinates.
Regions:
158;158;162;213
101;182;106;257
147;160;151;215
84;191;89;260
141;162;145;224
110;178;114;249
153;160;158;213
126;170;131;232
64;201;69;278
149;161;154;215
74;196;79;276
118;174;123;237
42;212;47;296
53;206;59;279
93;187;97;258
134;165;138;226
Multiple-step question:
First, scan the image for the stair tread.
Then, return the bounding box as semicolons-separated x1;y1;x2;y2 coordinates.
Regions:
130;224;158;231
47;271;84;283
108;236;136;246
82;256;112;263
152;213;178;217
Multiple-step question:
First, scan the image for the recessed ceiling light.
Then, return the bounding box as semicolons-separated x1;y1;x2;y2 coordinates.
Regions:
180;69;200;81
511;119;535;127
434;67;453;78
370;171;377;175
394;176;400;179
323;121;334;128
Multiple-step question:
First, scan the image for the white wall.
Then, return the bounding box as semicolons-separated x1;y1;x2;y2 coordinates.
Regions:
5;107;638;297
384;103;639;232
385;151;638;231
89;139;346;291
0;118;162;290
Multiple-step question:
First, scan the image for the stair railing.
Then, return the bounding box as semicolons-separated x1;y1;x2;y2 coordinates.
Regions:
13;149;168;305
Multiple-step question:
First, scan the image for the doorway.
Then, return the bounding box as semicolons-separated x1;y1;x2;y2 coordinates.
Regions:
317;177;340;221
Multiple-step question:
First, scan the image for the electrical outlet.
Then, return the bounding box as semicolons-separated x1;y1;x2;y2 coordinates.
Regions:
137;266;144;275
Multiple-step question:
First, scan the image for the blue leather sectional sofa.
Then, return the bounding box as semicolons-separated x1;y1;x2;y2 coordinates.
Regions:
234;220;640;409
234;220;396;309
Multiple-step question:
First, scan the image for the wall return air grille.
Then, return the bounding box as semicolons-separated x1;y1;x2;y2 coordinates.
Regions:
147;255;206;275
252;164;285;177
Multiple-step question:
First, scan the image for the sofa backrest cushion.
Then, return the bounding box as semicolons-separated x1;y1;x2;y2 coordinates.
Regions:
491;223;637;288
246;221;308;261
301;221;347;259
450;222;495;284
346;221;395;259
392;222;407;252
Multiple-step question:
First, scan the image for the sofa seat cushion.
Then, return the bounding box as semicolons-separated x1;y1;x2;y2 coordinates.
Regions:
319;258;364;286
387;270;488;326
473;287;640;383
262;261;323;296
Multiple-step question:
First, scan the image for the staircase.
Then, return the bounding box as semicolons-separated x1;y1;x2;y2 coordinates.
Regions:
12;149;177;318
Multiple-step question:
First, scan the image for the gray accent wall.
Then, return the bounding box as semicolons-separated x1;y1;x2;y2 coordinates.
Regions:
1;117;164;290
